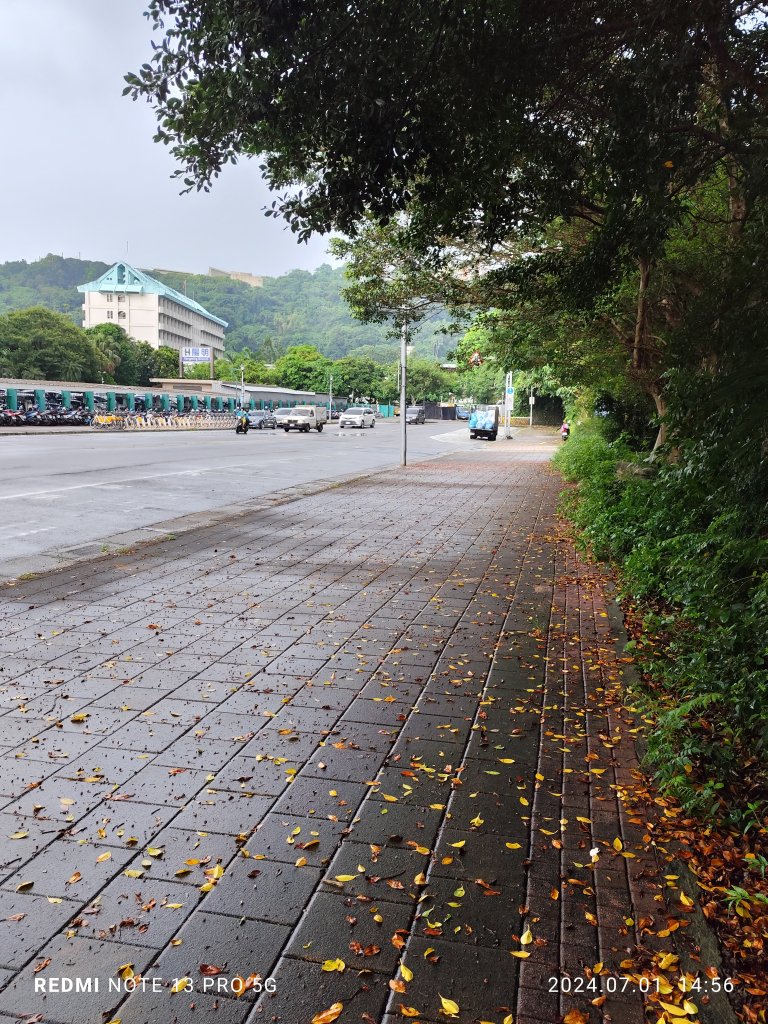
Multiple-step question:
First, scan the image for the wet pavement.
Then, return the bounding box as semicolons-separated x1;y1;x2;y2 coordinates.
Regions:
0;431;721;1024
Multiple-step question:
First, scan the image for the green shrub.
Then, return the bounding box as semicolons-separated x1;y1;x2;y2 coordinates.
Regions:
556;417;768;825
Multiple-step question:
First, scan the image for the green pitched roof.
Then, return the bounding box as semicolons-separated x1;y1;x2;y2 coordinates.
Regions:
77;262;227;328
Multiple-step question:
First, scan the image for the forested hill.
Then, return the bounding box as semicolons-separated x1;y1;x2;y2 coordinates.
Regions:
0;255;453;362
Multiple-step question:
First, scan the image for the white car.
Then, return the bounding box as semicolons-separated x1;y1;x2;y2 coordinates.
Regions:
339;406;376;429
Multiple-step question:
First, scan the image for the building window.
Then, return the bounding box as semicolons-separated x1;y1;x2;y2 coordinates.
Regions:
106;311;114;320
118;311;126;319
117;294;125;302
106;293;113;302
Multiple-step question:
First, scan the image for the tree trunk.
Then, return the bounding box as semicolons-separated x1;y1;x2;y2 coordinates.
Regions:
650;388;666;449
633;258;652;372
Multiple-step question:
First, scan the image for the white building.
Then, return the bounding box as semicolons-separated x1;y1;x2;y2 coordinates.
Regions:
78;262;227;358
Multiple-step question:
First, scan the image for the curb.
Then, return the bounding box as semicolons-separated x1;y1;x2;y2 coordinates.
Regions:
0;427;94;436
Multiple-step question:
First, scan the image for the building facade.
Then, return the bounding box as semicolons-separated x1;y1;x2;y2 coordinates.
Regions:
78;262;227;358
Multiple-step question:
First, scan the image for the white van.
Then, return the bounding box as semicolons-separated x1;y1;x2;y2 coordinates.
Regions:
282;405;328;433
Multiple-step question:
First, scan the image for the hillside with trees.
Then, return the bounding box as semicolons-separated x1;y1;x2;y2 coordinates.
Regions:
0;255;454;363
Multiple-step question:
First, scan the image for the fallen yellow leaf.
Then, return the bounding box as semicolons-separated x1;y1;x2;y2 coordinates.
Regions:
321;959;345;973
311;1003;344;1024
658;1002;689;1017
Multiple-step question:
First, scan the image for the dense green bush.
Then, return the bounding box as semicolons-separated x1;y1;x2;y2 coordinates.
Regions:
555;418;768;824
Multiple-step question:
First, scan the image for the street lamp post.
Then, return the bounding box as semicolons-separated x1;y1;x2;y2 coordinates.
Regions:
240;365;245;409
329;374;333;418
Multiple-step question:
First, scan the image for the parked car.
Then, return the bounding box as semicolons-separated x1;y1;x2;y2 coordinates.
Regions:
248;410;277;429
339;406;376;429
455;407;471;420
405;406;426;424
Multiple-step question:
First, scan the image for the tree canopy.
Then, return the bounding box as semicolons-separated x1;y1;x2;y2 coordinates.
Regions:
0;308;102;382
128;2;767;254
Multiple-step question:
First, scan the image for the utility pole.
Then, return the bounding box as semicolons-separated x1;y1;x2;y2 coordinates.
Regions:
329;373;333;417
400;321;408;467
240;365;245;408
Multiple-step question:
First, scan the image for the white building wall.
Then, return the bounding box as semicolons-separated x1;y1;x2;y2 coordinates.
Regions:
82;292;224;357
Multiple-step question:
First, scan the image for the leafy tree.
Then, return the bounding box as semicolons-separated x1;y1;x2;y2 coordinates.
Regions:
0;307;101;381
273;345;333;391
127;2;768;436
377;357;451;405
329;356;384;402
86;322;130;379
456;362;504;406
152;345;181;379
127;3;766;255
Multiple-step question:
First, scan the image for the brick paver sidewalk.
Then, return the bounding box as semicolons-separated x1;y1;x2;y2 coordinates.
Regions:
0;433;724;1024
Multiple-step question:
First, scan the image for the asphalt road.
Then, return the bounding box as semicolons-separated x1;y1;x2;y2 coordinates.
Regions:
0;419;486;577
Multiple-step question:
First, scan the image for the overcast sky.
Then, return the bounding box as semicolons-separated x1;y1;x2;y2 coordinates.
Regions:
0;0;335;276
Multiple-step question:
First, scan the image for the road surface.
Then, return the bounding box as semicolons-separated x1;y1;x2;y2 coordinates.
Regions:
0;419;488;577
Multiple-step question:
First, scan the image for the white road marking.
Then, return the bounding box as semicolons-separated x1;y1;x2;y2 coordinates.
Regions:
0;463;275;502
1;526;56;538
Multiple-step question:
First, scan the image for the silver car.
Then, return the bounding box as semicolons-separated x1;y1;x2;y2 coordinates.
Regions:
339;406;376;429
273;407;293;427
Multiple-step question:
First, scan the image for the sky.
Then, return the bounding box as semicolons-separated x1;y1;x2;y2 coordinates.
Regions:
0;0;335;277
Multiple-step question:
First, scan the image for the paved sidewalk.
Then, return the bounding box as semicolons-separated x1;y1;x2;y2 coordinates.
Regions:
0;432;724;1024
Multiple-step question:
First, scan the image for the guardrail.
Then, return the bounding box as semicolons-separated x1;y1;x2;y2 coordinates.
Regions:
92;413;238;431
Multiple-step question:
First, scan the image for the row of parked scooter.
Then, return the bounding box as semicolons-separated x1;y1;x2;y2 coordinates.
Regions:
0;405;93;427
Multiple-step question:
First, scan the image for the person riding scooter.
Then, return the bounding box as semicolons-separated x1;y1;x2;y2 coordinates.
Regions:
560;420;570;441
235;409;250;434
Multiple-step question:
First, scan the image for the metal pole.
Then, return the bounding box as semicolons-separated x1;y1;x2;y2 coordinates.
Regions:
240;366;245;408
504;370;514;439
400;321;407;467
329;374;333;418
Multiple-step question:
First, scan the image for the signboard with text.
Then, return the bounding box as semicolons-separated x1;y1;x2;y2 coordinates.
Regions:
181;346;212;364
